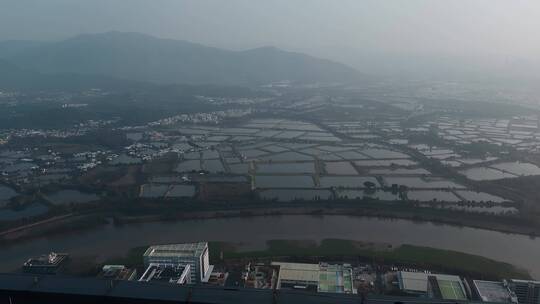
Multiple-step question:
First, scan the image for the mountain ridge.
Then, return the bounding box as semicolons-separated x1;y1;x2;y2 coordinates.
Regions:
0;58;143;91
2;31;362;86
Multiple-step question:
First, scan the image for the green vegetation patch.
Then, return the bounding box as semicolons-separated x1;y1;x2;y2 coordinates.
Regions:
102;246;148;268
209;239;530;280
438;280;466;300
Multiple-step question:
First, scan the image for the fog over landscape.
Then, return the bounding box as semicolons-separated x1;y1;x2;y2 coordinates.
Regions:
3;1;540;303
1;0;540;84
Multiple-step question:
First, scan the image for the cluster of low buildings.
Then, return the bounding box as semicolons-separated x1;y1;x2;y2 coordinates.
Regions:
195;95;270;106
148;109;254;126
17;241;540;303
142;242;213;284
429;116;540;151
272;262;356;294
22;252;69;275
396;270;540;304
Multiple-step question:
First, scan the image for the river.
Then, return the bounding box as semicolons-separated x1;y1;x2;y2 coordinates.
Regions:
1;215;539;278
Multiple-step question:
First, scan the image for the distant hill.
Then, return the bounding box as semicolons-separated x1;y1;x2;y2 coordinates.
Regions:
0;59;140;91
0;40;48;58
2;31;362;85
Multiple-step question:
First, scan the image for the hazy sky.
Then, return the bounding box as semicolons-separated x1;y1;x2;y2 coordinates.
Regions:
1;0;539;80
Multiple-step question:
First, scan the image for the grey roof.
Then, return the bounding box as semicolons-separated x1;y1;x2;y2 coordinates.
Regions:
509;279;540;285
144;242;208;258
398;271;462;293
473;280;514;303
272;262;320;283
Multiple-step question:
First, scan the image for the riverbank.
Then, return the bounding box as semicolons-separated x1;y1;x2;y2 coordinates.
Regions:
101;239;530;280
97;202;540;237
210;239;530;280
1;215;539;279
1;203;539;245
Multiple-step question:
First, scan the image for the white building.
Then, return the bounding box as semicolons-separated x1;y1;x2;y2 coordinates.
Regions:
397;271;467;301
139;263;191;285
143;242;213;283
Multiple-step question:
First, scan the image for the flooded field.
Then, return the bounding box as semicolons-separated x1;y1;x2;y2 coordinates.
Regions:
0;185;17;201
260;151;313;162
1;115;531;232
319;176;379;188
201;150;220;159
324;162;358;175
427;117;540;153
228;163;249;174
255;175;314;188
0;203;48;221
175;160;201;172
460;167;518;181
257;162;315;174
383;177;465;189
44;190;99;205
354;159;417;167
407;190;461;202
490;162;540;176
334;151;369;160
167;185;196;198
149;176;183;184
140;184;170;198
456;190;508;203
336;190;399;201
142;123;527;214
360;148;410;159
203;159;225;173
369;168;431;175
259;189;333;202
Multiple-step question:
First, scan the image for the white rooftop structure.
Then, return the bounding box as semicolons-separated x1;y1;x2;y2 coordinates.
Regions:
398;271;466;300
144;242;212;283
271;262;356;294
144;243;207;259
473;280;518;303
272;262;319;285
139;263;191;285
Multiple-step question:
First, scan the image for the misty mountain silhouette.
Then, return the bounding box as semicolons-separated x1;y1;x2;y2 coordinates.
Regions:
1;31;362;86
